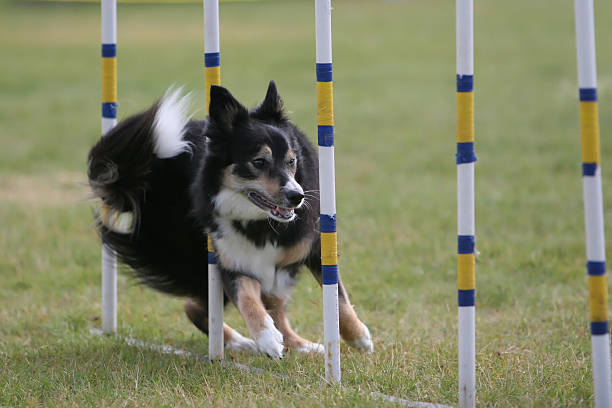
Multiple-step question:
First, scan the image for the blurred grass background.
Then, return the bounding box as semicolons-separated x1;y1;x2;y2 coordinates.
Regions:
1;0;612;406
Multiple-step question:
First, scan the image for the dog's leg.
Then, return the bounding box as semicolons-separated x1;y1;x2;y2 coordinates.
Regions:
335;278;373;352
225;275;284;359
261;294;324;355
184;297;256;353
306;251;374;353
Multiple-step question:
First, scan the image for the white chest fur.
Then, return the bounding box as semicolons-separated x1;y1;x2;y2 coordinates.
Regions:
213;219;296;298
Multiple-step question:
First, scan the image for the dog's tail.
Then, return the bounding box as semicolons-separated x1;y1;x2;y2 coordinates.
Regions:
87;88;208;298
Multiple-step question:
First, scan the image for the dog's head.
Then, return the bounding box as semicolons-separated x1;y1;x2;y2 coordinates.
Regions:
204;81;306;223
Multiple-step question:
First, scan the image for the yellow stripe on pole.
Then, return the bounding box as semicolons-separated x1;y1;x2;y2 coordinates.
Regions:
205;66;221;115
320;232;338;266
457;253;475;290
457;92;474;143
580;101;601;165
589;275;609;322
317;81;334;126
101;58;117;103
207;235;215;253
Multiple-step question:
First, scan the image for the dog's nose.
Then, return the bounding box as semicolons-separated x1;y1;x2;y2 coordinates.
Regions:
285;190;304;207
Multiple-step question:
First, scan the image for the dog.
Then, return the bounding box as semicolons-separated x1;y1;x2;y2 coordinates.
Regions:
88;81;373;358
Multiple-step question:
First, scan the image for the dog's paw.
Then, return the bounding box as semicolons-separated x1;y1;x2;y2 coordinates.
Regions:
225;330;257;353
347;322;374;353
295;342;324;355
255;316;284;359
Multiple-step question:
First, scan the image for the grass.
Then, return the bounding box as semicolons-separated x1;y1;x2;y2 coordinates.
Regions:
1;0;612;405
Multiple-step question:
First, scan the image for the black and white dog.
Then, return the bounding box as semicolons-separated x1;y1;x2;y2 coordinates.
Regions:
88;81;373;358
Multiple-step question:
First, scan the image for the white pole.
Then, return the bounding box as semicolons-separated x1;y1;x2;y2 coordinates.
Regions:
456;0;475;406
315;0;341;384
574;1;612;406
204;0;224;361
101;0;118;334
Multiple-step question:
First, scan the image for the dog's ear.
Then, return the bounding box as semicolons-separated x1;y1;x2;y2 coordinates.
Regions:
209;85;248;131
251;80;286;123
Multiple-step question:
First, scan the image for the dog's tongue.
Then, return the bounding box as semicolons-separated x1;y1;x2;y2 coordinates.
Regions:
275;206;292;216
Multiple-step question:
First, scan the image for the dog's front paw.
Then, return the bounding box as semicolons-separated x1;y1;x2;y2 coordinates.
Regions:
296;342;325;355
226;330;258;353
347;322;374;353
255;316;284;359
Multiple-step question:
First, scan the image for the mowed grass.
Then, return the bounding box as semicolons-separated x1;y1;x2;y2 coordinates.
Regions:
1;0;612;405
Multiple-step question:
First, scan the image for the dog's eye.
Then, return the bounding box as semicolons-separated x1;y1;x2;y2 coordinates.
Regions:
251;158;266;169
287;158;296;167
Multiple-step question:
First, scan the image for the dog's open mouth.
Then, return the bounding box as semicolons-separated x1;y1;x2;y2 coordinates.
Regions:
247;192;295;221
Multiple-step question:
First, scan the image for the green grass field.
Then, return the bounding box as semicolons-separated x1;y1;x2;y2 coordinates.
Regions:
1;0;612;406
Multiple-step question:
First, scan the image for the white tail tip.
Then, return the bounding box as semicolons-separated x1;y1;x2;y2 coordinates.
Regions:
153;87;193;159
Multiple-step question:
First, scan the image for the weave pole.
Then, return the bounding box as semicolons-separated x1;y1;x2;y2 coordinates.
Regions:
456;0;476;406
204;0;224;361
101;0;118;334
315;0;341;384
573;1;612;406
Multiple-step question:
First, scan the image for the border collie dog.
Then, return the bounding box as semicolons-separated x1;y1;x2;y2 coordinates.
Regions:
88;81;373;358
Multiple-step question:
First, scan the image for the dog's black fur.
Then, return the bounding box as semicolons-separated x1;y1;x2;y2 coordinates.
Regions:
89;105;211;298
89;82;320;297
88;82;372;357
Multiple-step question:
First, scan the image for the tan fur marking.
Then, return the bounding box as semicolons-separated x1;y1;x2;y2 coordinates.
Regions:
337;282;365;342
262;294;311;349
257;145;273;159
339;302;364;341
285;150;296;161
235;277;269;336
285;150;297;175
222;162;275;196
221;148;283;203
259;175;281;199
255;145;280;199
222;323;236;343
277;237;314;268
222;164;253;192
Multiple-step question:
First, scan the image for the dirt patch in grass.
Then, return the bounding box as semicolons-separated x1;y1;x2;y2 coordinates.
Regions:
0;172;92;208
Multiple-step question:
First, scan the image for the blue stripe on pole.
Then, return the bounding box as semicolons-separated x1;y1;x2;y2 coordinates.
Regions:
456;142;477;164
208;252;216;264
591;321;610;335
579;88;598;102
318;125;334;147
458;289;475;307
458;235;475;254
102;103;117;118
205;52;220;67
102;43;117;58
316;63;333;82
587;261;606;276
583;162;597;176
456;75;474;92
320;214;337;233
322;264;339;284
